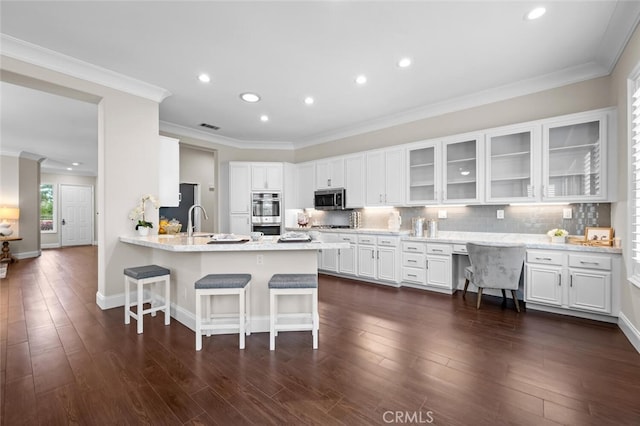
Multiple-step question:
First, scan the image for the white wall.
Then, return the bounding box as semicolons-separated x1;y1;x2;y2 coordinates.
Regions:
0;155;20;235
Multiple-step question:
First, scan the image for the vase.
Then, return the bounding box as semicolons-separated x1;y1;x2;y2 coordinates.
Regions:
137;227;150;236
550;235;566;244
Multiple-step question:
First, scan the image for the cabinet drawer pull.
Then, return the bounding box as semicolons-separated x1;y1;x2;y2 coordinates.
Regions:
536;257;553;261
381;240;390;244
408;274;417;278
570;275;573;287
343;238;351;241
408;260;417;263
432;249;443;252
558;275;561;286
579;260;600;265
407;247;418;250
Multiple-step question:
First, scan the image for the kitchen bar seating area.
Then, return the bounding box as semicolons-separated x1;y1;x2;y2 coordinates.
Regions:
2;246;640;425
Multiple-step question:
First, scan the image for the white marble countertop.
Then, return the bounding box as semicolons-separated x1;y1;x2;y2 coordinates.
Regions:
120;234;349;252
288;228;621;254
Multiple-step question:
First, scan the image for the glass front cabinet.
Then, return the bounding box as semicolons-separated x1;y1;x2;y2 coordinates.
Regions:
485;125;538;203
542;111;608;202
407;142;439;204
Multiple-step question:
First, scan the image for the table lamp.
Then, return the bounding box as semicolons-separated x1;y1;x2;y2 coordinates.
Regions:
0;207;19;236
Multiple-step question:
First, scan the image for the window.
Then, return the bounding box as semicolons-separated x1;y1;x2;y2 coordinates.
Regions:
40;183;56;233
631;67;640;286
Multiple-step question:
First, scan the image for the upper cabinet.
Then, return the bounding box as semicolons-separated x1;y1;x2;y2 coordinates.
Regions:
229;162;251;214
158;135;180;207
251;162;283;191
315;158;344;190
542;111;608;202
295;162;315;209
407;142;439;204
366;147;405;206
443;135;482;204
485;125;538;203
344;154;365;208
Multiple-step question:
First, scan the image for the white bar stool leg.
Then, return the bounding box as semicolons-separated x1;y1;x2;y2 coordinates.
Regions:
312;288;319;349
164;276;170;325
239;288;245;349
270;290;276;350
136;277;144;334
245;282;251;336
195;290;202;351
124;276;131;324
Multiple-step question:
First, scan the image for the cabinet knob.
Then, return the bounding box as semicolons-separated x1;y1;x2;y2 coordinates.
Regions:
558;274;561;286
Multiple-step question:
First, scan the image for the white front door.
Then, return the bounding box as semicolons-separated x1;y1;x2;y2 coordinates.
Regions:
60;184;93;246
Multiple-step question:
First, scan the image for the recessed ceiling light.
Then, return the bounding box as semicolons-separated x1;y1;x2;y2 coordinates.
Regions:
240;92;261;103
260;115;269;122
198;73;211;83
72;162;80;166
397;57;412;68
525;7;546;20
66;167;72;171
304;96;314;105
355;75;367;85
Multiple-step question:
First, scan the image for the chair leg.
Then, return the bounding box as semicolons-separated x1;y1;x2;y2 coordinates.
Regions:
312;288;319;350
124;277;131;324
245;282;251;336
137;278;144;334
501;289;507;308
476;288;483;309
269;291;276;351
511;290;521;313
195;291;202;351
239;289;245;350
463;279;469;299
164;277;170;325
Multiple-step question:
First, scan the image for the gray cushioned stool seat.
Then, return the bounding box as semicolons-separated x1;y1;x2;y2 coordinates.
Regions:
195;274;251;289
124;264;170;279
268;274;318;289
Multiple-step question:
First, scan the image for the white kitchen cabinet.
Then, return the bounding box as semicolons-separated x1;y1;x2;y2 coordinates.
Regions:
406;142;439;205
443;134;482;204
526;249;617;317
295;162;315;209
425;244;452;291
251;163;283;191
229;162;251;214
319;248;338;272
344;154;365;208
485;125;538;203
158;135;180;207
229;214;251;235
357;244;377;279
542;110;608;201
315;158;344;190
338;234;357;275
377;236;399;283
365;148;405;206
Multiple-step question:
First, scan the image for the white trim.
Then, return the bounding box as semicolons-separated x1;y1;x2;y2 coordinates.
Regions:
526;302;618;324
618;312;640;354
14;250;41;260
0;34;171;103
40;243;61;249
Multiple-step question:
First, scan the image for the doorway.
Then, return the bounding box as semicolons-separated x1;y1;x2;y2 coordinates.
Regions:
60;184;94;246
160;183;200;233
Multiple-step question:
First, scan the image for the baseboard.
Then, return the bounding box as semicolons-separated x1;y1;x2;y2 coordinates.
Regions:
618;312;640;354
95;291;125;310
41;243;61;249
526;303;618;323
14;250;40;260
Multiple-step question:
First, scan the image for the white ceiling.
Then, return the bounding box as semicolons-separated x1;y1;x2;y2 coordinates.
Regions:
1;1;639;175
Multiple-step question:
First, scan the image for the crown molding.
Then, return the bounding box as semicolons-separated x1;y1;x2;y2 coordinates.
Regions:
159;121;295;151
0;34;171;103
595;0;640;72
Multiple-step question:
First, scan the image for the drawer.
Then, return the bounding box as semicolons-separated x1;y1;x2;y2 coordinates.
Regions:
527;250;564;266
358;235;376;245
427;244;452;255
452;244;468;254
401;267;425;284
377;236;399;247
339;234;358;243
569;254;611;271
402;241;426;254
403;252;425;268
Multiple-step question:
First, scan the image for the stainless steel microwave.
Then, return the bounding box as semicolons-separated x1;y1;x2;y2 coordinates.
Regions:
314;188;346;210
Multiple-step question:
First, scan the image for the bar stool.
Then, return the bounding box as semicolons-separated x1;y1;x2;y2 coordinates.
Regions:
124;264;171;334
194;274;251;351
268;273;318;351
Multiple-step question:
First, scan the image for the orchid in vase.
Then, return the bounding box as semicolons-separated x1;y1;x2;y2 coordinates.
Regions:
129;194;160;230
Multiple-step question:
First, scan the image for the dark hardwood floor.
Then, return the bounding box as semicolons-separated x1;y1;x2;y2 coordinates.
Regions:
1;246;639;425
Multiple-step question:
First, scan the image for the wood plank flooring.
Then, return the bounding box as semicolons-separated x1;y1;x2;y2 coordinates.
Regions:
2;246;640;425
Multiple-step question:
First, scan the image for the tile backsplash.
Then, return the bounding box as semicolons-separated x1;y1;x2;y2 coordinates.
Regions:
308;203;611;236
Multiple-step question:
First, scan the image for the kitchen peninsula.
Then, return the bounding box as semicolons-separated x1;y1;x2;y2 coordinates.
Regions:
120;234;348;333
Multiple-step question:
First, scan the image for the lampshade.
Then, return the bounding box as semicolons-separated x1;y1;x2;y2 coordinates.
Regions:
0;207;20;220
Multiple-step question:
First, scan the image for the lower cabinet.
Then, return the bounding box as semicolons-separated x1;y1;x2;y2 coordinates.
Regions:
338;234;357;275
230;214;251;235
425;244;452;291
526;250;617;316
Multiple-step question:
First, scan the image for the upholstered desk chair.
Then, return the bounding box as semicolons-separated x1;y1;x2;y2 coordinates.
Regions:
463;242;526;312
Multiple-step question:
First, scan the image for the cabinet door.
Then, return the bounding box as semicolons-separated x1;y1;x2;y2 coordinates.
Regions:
569;270;611;313
486;126;538;203
229;163;251;214
315;158;344;189
252;163;283;191
384;148;405;205
230;214;251;235
158;135;180;207
542;112;607;201
296;162;315;209
407;143;438;204
320;249;338;272
338;245;357;275
426;254;451;289
344;155;365;208
358;245;376;278
365;151;385;206
443;136;481;203
377;246;398;282
251;164;267;190
265;164;283;190
525;264;563;306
